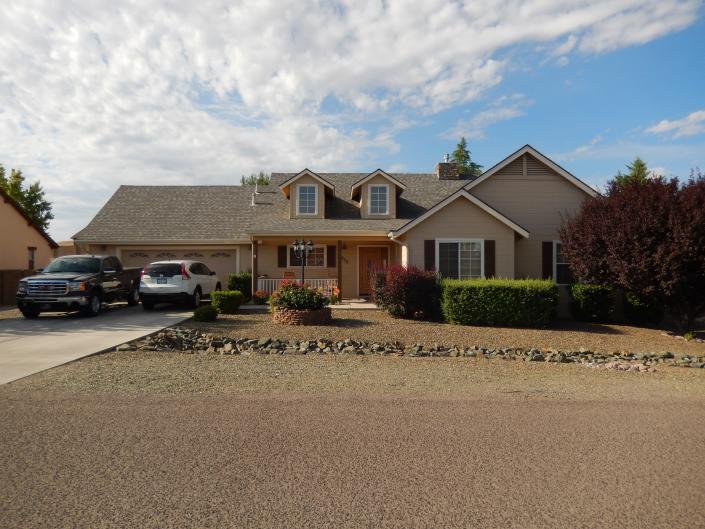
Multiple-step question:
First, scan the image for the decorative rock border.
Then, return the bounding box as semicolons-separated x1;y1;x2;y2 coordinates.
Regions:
271;307;332;325
113;327;705;373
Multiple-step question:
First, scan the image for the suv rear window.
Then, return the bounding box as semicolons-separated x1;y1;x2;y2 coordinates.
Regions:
145;263;181;277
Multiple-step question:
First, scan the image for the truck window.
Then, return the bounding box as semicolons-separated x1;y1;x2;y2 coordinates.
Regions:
43;257;101;274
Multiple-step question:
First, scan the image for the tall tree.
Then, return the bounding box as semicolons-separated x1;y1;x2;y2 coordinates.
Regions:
559;175;705;332
450;137;483;177
240;171;271;186
0;164;54;230
612;156;651;188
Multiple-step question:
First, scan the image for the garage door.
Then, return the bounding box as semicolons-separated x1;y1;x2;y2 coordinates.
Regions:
121;249;238;286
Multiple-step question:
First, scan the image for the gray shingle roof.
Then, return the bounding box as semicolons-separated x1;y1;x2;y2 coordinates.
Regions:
73;173;472;242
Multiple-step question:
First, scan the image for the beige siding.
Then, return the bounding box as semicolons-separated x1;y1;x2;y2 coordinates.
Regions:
359;174;397;219
289;175;325;219
0;200;54;270
470;153;591;279
401;196;515;278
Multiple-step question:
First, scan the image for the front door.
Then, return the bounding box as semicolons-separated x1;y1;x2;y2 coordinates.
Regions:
358;246;389;297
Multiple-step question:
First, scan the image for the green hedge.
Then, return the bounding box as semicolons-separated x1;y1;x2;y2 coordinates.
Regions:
441;279;558;327
569;284;614;322
193;304;218;322
227;272;252;300
624;291;664;326
211;290;245;314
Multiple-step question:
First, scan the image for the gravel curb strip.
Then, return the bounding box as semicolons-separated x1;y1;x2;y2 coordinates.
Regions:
114;326;705;373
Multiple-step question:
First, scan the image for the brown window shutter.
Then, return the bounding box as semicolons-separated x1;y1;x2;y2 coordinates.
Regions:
277;246;287;268
484;240;495;278
541;241;553;279
326;245;336;268
424;240;435;271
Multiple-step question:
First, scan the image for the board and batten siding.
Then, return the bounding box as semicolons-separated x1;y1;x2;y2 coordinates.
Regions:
469;153;591;279
400;196;516;278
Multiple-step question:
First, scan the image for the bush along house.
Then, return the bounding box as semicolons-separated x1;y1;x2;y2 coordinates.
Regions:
72;145;597;300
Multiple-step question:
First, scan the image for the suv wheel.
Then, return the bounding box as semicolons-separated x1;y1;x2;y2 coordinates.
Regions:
190;288;201;309
21;309;40;319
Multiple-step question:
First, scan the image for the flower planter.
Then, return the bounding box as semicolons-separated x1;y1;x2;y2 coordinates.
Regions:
272;306;332;325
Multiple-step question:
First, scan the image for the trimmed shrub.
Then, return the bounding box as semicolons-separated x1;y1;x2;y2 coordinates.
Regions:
441;278;558;327
193;304;218;322
227;272;252;300
569;284;614;322
624;291;664;326
269;281;329;311
211;290;245;314
371;265;440;320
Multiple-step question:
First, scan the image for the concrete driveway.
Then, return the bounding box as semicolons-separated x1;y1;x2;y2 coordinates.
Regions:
0;304;190;384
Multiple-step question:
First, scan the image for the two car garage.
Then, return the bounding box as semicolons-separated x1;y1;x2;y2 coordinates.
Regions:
120;248;241;285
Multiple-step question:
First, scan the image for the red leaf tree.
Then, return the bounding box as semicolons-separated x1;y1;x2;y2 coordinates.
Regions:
559;175;705;332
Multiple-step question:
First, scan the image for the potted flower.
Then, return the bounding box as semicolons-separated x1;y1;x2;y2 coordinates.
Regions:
330;286;341;305
252;290;270;304
269;281;331;325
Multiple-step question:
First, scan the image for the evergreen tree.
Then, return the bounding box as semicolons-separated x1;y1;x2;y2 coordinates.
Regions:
0;164;54;230
240;171;271;186
613;157;651;188
450;137;483;177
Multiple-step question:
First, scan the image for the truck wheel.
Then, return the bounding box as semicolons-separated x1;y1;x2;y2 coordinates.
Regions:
82;293;102;316
21;310;40;319
127;287;140;306
189;288;201;309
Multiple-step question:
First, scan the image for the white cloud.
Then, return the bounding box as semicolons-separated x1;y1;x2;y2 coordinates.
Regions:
646;110;705;138
560;134;605;160
0;0;700;239
446;94;533;140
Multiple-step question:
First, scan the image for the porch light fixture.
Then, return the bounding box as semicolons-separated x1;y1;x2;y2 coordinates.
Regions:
292;239;314;284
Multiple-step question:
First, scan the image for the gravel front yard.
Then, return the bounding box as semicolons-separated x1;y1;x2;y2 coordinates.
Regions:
186;309;705;355
0;305;20;320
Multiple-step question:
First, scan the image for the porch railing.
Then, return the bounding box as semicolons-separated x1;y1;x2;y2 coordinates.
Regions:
257;278;338;296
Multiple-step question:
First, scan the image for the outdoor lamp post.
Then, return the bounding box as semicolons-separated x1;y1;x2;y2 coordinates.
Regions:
292;239;314;284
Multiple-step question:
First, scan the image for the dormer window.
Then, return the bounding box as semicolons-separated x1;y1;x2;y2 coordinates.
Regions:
369;184;389;215
297;184;317;215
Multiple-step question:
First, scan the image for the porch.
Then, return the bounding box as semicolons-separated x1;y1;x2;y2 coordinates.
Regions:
250;236;397;299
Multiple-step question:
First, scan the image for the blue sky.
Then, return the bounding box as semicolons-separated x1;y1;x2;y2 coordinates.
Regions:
0;1;703;240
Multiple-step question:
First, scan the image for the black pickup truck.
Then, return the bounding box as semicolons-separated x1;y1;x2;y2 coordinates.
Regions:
16;255;142;318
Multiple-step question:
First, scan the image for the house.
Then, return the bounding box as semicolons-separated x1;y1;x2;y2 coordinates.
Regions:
0;187;58;305
0;187;57;271
73;145;597;298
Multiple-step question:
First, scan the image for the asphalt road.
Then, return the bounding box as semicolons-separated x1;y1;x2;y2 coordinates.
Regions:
0;304;189;384
1;393;703;529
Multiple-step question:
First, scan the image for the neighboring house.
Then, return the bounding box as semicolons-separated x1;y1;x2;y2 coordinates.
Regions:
73;145;597;298
0;187;57;271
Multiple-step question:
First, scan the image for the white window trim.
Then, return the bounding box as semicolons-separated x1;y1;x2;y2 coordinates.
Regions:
435;238;484;279
367;183;389;215
287;244;326;268
296;183;318;216
553;240;570;285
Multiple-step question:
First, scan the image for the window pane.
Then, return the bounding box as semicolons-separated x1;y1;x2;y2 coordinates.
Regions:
438;242;458;278
370;185;387;214
298;185;316;214
458;242;482;279
307;247;324;267
556;263;572;284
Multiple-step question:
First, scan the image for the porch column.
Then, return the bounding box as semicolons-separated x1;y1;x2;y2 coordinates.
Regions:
337;240;343;296
251;239;258;295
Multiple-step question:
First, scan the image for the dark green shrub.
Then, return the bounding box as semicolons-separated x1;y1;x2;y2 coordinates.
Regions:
441;279;558;327
624;291;664;326
227;272;252;300
371;265;440;320
569;284;614;322
211;290;245;314
193;304;218;322
269;281;329;310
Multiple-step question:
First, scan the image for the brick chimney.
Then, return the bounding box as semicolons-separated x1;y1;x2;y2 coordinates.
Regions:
434;154;459;180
